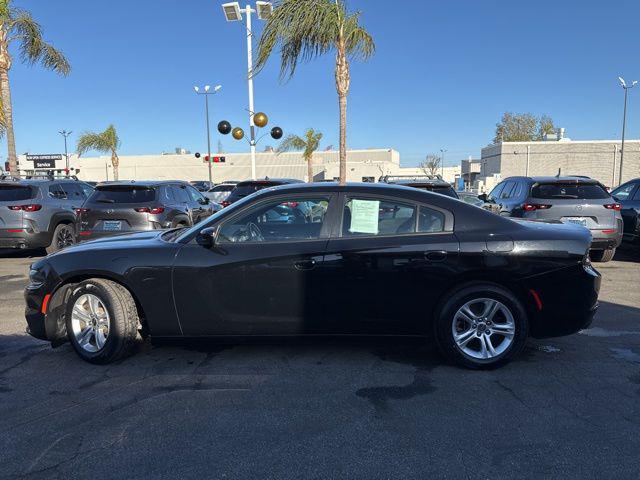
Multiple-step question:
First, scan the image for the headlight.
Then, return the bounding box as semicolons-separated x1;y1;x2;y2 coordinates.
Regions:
29;267;46;287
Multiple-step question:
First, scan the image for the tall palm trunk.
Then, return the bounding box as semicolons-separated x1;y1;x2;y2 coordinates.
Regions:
335;35;350;185
0;29;17;177
111;150;119;180
307;154;314;183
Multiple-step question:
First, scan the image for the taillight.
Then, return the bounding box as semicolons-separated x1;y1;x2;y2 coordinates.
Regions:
282;201;299;208
601;229;616;234
8;204;42;212
75;208;90;215
523;203;552;212
221;201;230;208
603;203;621;211
135;206;165;214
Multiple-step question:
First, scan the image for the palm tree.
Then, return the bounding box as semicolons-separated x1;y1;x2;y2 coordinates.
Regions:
76;125;121;180
278;128;323;183
255;0;374;185
0;2;70;176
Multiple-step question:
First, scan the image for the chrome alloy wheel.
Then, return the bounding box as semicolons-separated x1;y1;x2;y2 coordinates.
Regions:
71;293;110;353
451;298;516;360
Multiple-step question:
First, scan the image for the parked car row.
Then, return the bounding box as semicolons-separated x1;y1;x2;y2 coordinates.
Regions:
0;177;221;253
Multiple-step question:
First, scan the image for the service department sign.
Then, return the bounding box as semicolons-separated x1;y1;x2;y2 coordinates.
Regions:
26;154;62;169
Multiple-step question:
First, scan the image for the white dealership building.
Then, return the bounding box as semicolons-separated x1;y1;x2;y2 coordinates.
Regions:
16;148;462;184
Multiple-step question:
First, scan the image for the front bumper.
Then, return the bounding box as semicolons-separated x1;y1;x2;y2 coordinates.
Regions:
525;263;601;339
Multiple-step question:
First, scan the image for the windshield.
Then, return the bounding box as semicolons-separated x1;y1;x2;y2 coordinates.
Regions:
88;186;156;204
0;185;35;202
531;182;609;199
176;188;269;242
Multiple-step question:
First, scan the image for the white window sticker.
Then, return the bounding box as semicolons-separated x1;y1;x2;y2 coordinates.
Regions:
349;199;380;234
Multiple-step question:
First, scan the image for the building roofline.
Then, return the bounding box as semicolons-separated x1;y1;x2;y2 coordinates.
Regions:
484;139;640;148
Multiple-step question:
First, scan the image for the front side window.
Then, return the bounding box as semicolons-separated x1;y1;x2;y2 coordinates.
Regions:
487;183;505;202
186;185;205;203
499;181;515;199
342;198;444;237
218;197;330;243
611;182;637;201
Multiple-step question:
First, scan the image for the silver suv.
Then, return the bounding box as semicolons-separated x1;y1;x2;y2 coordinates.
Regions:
0;178;94;253
480;176;623;262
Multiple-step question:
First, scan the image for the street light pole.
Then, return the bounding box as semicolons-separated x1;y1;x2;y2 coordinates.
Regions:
440;148;447;179
222;2;273;180
194;85;222;184
618;76;637;186
245;4;257;180
59;130;72;171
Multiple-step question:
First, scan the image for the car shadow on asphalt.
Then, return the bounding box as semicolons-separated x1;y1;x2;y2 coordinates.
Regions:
0;248;47;259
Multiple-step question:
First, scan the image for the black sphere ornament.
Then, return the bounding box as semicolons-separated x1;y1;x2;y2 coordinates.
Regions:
218;120;232;135
270;126;283;140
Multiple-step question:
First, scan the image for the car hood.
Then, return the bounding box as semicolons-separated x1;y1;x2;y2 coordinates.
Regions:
50;230;166;257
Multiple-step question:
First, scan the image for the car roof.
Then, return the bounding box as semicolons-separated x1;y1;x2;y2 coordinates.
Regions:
0;178;81;186
94;180;190;188
235;178;303;186
505;176;600;184
390;180;453;187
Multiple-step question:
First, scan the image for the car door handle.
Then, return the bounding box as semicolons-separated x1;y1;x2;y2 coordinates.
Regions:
293;259;316;271
424;250;447;262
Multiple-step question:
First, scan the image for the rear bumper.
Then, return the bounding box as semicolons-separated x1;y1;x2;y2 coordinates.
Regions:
525;263;601;339
0;231;50;249
78;227;159;242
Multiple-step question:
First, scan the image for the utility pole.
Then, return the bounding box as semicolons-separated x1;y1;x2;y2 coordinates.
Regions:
59;130;72;171
618;76;637;186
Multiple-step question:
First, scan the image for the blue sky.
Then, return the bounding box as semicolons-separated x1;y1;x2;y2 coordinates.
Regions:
8;0;640;167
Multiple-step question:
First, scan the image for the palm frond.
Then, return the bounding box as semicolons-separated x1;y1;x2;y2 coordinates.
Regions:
11;9;70;76
343;13;375;60
255;0;339;79
277;134;306;153
76;125;119;157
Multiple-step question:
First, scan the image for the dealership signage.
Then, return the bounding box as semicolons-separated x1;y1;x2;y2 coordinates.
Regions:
26;154;63;169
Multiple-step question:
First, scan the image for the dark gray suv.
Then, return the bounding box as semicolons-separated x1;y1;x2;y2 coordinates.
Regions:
77;180;220;240
480;176;623;262
0;178;94;253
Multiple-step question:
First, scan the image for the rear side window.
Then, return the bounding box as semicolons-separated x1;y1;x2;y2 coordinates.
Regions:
89;186;156;204
172;186;191;203
0;185;35;201
342;198;444;237
531;182;609;199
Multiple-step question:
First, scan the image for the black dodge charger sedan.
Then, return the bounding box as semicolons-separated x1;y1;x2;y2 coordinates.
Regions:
25;183;601;369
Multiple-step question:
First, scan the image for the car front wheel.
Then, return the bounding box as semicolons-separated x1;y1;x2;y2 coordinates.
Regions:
65;279;141;364
435;284;528;369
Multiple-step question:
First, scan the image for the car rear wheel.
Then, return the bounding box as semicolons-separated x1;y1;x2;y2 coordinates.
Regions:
590;248;616;263
65;279;141;364
434;284;528;369
46;223;75;254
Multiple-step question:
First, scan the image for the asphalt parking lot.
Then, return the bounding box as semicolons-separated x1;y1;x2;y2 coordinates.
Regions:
1;248;639;479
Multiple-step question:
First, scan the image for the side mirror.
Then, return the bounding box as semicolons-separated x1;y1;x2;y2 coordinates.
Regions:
478;193;488;202
196;226;216;248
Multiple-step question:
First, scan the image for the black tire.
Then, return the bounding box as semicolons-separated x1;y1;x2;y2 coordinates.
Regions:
434;283;528;369
590;248;616;263
46;223;76;255
65;279;141;364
